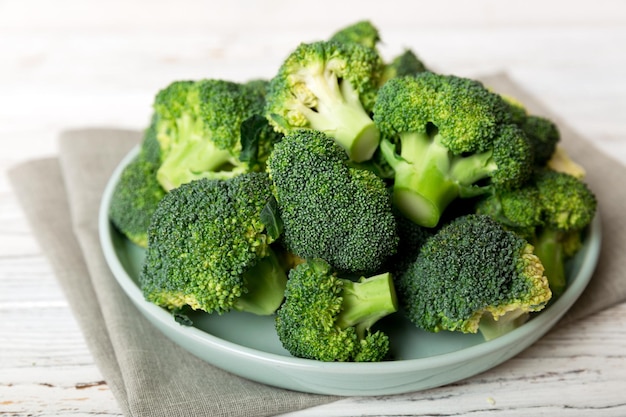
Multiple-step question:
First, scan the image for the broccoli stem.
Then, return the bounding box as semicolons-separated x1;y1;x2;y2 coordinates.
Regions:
380;135;459;227
301;72;379;162
234;249;287;315
336;272;398;339
478;309;530;341
156;114;237;190
533;228;567;298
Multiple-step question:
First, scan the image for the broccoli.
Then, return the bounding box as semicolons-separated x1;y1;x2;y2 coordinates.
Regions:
329;20;380;49
275;258;398;362
153;78;268;191
397;214;552;341
264;40;383;162
476;169;597;297
267;129;398;275
139;172;287;316
108;124;166;247
501;95;560;166
379;49;429;86
373;73;534;227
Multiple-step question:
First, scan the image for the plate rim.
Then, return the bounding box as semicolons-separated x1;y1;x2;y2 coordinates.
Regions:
98;144;602;390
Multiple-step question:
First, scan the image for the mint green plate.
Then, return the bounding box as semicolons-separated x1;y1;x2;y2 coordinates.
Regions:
99;146;601;396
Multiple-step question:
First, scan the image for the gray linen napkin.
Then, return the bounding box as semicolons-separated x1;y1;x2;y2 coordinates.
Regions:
8;73;626;416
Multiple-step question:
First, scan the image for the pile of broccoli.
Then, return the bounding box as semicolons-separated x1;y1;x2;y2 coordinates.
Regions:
108;20;597;362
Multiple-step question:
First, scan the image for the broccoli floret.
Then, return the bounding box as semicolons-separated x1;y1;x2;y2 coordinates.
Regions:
139;172;287;316
153;79;267;190
109;125;166;247
398;214;552;341
475;169;597;297
329;20;380;49
379;49;429;86
374;73;534;227
264;40;383;162
500;95;560;166
275;258;397;362
267;129;398;274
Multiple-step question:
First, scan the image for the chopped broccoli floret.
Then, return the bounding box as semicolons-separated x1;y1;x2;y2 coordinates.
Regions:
264;40;383;162
108;125;166;247
379;49;429;86
139;172;287;315
153;79;268;190
500;95;560;166
267;129;398;274
397;214;552;340
475;169;597;297
275;258;397;362
374;73;534;227
329;20;380;49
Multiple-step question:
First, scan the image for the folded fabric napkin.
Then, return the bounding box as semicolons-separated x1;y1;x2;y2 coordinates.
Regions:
8;73;626;416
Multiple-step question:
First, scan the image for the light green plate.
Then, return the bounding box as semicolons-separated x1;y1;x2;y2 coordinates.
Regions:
99;146;601;396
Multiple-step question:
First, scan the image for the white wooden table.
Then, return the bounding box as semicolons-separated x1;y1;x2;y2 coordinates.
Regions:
2;1;626;415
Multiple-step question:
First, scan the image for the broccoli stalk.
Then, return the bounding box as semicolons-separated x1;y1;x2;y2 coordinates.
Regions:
156;113;238;190
275;259;397;362
532;228;568;297
335;273;398;339
233;249;287;315
153;79;268;191
374;73;533;228
265;41;383;162
292;72;380;162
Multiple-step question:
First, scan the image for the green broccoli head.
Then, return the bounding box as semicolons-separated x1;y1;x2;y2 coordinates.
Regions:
374;73;533;227
500;95;560;166
475;169;596;298
267;129;398;275
109;123;166;247
109;154;165;248
264;40;383;162
153;79;267;191
275;258;397;362
379;49;429;87
398;214;551;341
329;20;381;49
139;172;286;315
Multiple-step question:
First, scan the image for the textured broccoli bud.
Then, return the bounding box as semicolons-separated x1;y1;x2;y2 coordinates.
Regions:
397;214;551;340
153;79;268;190
140;173;286;315
108;123;165;247
374;73;533;227
475;169;596;297
275;259;397;362
264;41;383;162
267;129;398;275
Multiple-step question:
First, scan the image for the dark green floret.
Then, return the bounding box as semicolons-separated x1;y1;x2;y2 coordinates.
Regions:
374;73;534;227
139;172;287;315
501;95;560;166
476;169;597;297
108;124;166;247
275;258;398;362
379;49;429;86
264;40;383;162
329;20;380;49
267;129;398;274
153;78;268;190
398;214;552;340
